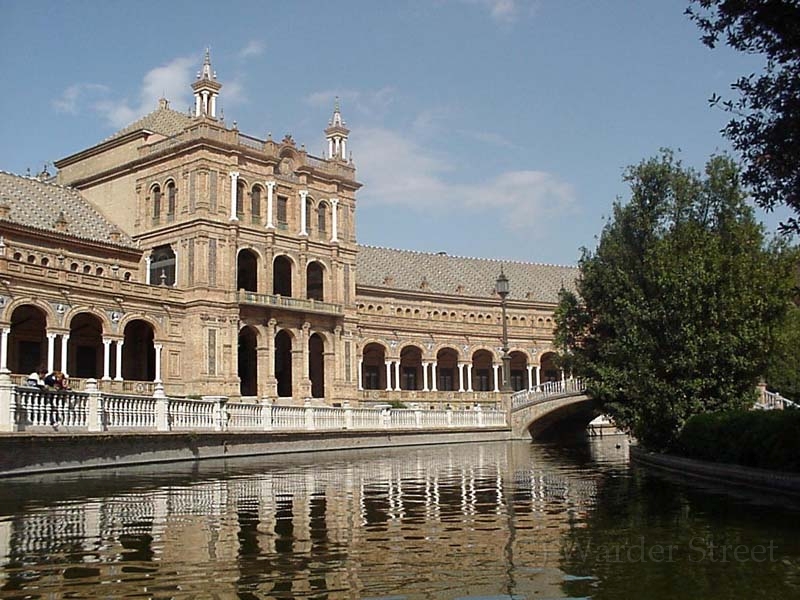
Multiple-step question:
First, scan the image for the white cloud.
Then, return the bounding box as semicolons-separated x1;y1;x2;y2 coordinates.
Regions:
239;40;265;58
355;125;575;230
305;87;396;120
52;55;203;129
453;0;539;23
52;83;109;114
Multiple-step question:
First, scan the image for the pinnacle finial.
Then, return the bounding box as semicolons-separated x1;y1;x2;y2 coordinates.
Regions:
334;96;340;113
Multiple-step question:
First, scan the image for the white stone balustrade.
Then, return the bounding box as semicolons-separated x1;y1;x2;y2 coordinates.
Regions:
1;372;508;433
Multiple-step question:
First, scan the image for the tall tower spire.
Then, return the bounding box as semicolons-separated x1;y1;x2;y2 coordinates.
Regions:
325;97;350;160
192;48;222;119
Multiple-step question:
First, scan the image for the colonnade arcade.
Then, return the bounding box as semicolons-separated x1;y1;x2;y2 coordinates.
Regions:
237;250;327;302
359;342;561;393
0;303;158;382
237;320;330;399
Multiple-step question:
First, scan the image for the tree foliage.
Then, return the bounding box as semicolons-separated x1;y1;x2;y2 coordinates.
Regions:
555;151;797;451
765;302;800;401
686;0;800;234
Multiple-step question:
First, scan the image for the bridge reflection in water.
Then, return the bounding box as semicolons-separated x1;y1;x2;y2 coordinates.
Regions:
2;438;799;599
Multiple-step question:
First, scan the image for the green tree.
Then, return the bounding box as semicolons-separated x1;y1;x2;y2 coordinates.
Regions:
765;303;800;401
686;0;800;234
555;151;796;451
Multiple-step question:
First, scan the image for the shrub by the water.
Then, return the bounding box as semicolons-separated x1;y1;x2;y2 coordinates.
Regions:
676;410;800;473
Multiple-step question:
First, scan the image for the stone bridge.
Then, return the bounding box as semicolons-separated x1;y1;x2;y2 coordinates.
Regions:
508;378;595;439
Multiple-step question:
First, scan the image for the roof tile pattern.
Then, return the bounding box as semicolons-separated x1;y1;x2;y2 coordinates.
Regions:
106;106;193;142
356;245;578;303
0;171;135;248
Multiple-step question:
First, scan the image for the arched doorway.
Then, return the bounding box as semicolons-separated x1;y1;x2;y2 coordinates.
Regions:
237;249;258;292
8;304;46;375
472;350;494;392
69;313;103;378
309;333;325;398
436;347;459;391
306;261;324;301
149;245;176;286
509;351;529;391
273;255;292;297
274;329;293;398
362;343;386;390
540;352;561;383
238;326;258;396
399;345;423;390
123;320;155;381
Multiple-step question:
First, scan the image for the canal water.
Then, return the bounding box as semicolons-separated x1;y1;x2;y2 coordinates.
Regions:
0;439;798;599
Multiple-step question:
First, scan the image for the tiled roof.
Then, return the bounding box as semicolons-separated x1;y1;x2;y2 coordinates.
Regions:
0;171;136;248
356;245;578;304
106;105;192;142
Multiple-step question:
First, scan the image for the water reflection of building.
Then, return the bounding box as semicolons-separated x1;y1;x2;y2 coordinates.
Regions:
0;444;619;598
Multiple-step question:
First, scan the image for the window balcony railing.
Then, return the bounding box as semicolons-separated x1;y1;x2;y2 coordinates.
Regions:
238;290;344;316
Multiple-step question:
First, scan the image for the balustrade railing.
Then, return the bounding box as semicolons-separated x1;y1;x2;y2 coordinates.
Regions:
3;380;507;433
238;289;344;315
756;390;797;410
511;378;585;410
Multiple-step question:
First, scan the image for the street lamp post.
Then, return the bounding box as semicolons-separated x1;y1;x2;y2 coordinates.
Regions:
495;269;512;392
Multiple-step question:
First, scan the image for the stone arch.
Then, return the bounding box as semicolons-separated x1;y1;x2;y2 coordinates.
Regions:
150;183;162;219
317;200;328;235
238;325;258;396
539;351;561;383
399;344;423;391
309;332;325;398
509;350;529;391
237;248;259;292
3;297;55;326
306;260;325;301
117;313;163;341
435;346;460;391
274;328;294;398
273;254;294;297
361;341;388;390
471;349;495;392
236;177;247;216
122;319;156;381
7;303;48;375
68;311;104;378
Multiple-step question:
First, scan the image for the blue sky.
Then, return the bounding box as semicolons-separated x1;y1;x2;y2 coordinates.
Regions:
0;0;791;266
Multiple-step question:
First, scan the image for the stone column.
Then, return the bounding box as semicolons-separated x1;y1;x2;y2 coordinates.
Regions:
114;340;124;381
265;319;277;393
493;364;500;392
385;361;392;391
422;361;430;392
266;181;275;229
299;190;308;236
527;365;534;391
394;361;401;391
60;334;69;377
357;357;364;391
535;365;541;387
229;171;240;221
46;332;57;372
467;363;473;392
458;363;465;392
330;198;339;242
154;343;163;383
0;327;8;371
101;339;112;380
431;363;438;392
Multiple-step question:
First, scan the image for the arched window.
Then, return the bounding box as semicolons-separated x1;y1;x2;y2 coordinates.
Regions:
151;185;161;219
305;197;314;232
236;180;246;216
317;202;327;234
166;180;176;217
150;245;176;286
251;185;262;217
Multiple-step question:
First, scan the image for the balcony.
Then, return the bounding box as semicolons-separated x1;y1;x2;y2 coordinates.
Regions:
238;290;344;316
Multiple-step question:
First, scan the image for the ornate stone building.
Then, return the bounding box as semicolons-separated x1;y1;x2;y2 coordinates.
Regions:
0;52;576;407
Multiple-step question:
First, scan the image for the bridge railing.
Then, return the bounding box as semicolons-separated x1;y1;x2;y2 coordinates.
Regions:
755;390;797;411
3;377;507;433
511;378;585;411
